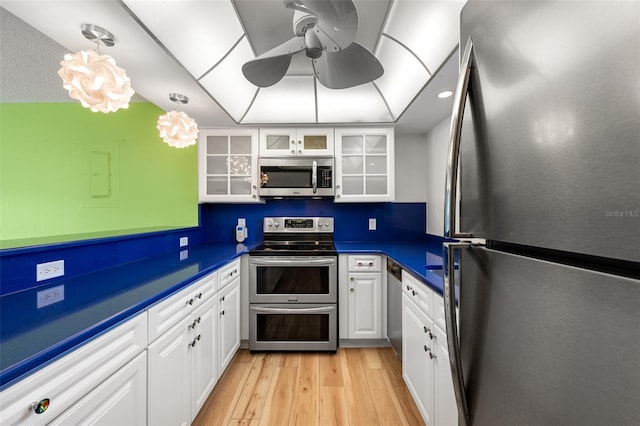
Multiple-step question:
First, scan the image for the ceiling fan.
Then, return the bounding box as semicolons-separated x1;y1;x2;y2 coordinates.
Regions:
242;0;384;90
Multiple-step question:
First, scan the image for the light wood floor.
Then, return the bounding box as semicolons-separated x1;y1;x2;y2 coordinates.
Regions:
193;347;425;426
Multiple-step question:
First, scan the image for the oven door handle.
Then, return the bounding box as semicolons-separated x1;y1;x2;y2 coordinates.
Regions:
251;258;336;265
250;306;334;314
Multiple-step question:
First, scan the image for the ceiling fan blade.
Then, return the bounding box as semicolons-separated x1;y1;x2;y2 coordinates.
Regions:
286;0;358;49
242;37;306;87
312;42;383;89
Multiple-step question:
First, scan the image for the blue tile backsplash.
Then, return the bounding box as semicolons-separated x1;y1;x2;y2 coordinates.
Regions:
201;200;427;243
0;201;427;295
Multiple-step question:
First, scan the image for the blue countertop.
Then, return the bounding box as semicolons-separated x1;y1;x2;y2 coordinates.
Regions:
0;240;444;389
335;241;446;293
0;243;249;389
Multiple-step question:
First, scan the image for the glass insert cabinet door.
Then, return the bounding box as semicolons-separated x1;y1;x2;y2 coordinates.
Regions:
335;128;395;202
259;128;335;157
198;129;260;202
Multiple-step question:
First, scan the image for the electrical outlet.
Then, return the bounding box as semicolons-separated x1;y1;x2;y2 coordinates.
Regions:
179;237;189;247
37;285;65;308
368;218;377;231
36;260;65;282
180;249;189;260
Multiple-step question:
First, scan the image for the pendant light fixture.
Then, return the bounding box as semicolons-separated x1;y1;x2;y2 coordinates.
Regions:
156;93;199;148
57;24;135;113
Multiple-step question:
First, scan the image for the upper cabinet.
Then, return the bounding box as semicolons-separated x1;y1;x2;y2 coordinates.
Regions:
259;128;334;157
334;128;395;202
198;129;260;203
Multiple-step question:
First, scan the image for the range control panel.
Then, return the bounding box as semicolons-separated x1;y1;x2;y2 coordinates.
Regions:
263;217;334;233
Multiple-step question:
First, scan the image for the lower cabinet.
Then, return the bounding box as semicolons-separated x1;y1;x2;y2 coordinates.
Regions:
49;351;147;426
403;293;435;425
218;277;241;374
339;254;384;340
0;313;147;426
402;271;458;426
148;316;192;426
347;272;382;338
191;296;219;419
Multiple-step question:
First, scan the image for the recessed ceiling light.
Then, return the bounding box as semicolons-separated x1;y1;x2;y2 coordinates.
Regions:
438;90;454;99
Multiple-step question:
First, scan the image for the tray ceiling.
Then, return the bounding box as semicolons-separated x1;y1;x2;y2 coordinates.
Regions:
1;0;464;133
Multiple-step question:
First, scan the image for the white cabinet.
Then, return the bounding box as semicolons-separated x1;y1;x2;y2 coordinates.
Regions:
148;315;192;426
198;128;260;202
259;128;334;156
433;324;458;426
49;352;147;426
147;271;217;344
335;128;395;202
340;254;383;340
0;314;147;425
347;272;382;338
147;269;223;425
218;276;241;374
403;293;435;425
190;296;218;420
401;271;457;426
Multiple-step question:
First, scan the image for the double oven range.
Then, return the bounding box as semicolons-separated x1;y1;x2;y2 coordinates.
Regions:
249;217;337;352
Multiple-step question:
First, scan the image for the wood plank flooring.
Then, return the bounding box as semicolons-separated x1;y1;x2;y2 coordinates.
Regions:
193;348;425;426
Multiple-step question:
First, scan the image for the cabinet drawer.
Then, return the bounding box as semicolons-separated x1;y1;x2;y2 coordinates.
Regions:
48;351;147;425
148;271;217;344
219;258;240;290
0;313;147;426
348;255;381;271
402;271;434;320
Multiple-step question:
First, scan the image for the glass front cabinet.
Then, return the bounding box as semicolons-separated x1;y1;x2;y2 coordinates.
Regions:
198;129;260;202
259;128;334;157
334;128;395;202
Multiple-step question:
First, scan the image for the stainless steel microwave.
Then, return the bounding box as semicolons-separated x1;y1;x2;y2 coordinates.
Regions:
258;157;334;197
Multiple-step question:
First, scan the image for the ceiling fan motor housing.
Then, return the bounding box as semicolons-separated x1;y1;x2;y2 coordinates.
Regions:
293;10;316;36
304;30;323;59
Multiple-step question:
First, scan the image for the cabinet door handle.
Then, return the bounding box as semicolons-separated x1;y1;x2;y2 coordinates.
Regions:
221;296;226;302
31;399;50;414
423;326;430;334
406;285;412;291
187;298;194;305
368;262;374;267
196;292;203;299
221;310;225;316
424;345;429;352
349;277;354;281
412;290;417;296
350;288;355;293
429;351;437;360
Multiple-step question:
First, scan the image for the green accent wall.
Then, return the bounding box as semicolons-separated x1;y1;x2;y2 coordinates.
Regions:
0;102;198;247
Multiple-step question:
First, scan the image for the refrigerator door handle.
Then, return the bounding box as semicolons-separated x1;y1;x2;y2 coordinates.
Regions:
444;37;474;239
443;241;477;426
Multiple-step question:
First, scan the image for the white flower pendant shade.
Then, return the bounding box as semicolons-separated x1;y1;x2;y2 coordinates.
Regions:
157;110;199;148
58;49;135;113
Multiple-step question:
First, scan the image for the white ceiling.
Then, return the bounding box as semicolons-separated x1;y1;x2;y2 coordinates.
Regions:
0;0;463;134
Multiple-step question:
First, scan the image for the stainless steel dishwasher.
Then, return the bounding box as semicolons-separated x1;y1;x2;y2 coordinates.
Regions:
386;258;403;359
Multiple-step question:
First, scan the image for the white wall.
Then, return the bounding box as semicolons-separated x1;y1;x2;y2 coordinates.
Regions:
424;118;451;236
394;133;428;202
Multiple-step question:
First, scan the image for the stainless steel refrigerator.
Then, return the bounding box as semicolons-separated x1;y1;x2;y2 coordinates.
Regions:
442;1;640;425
